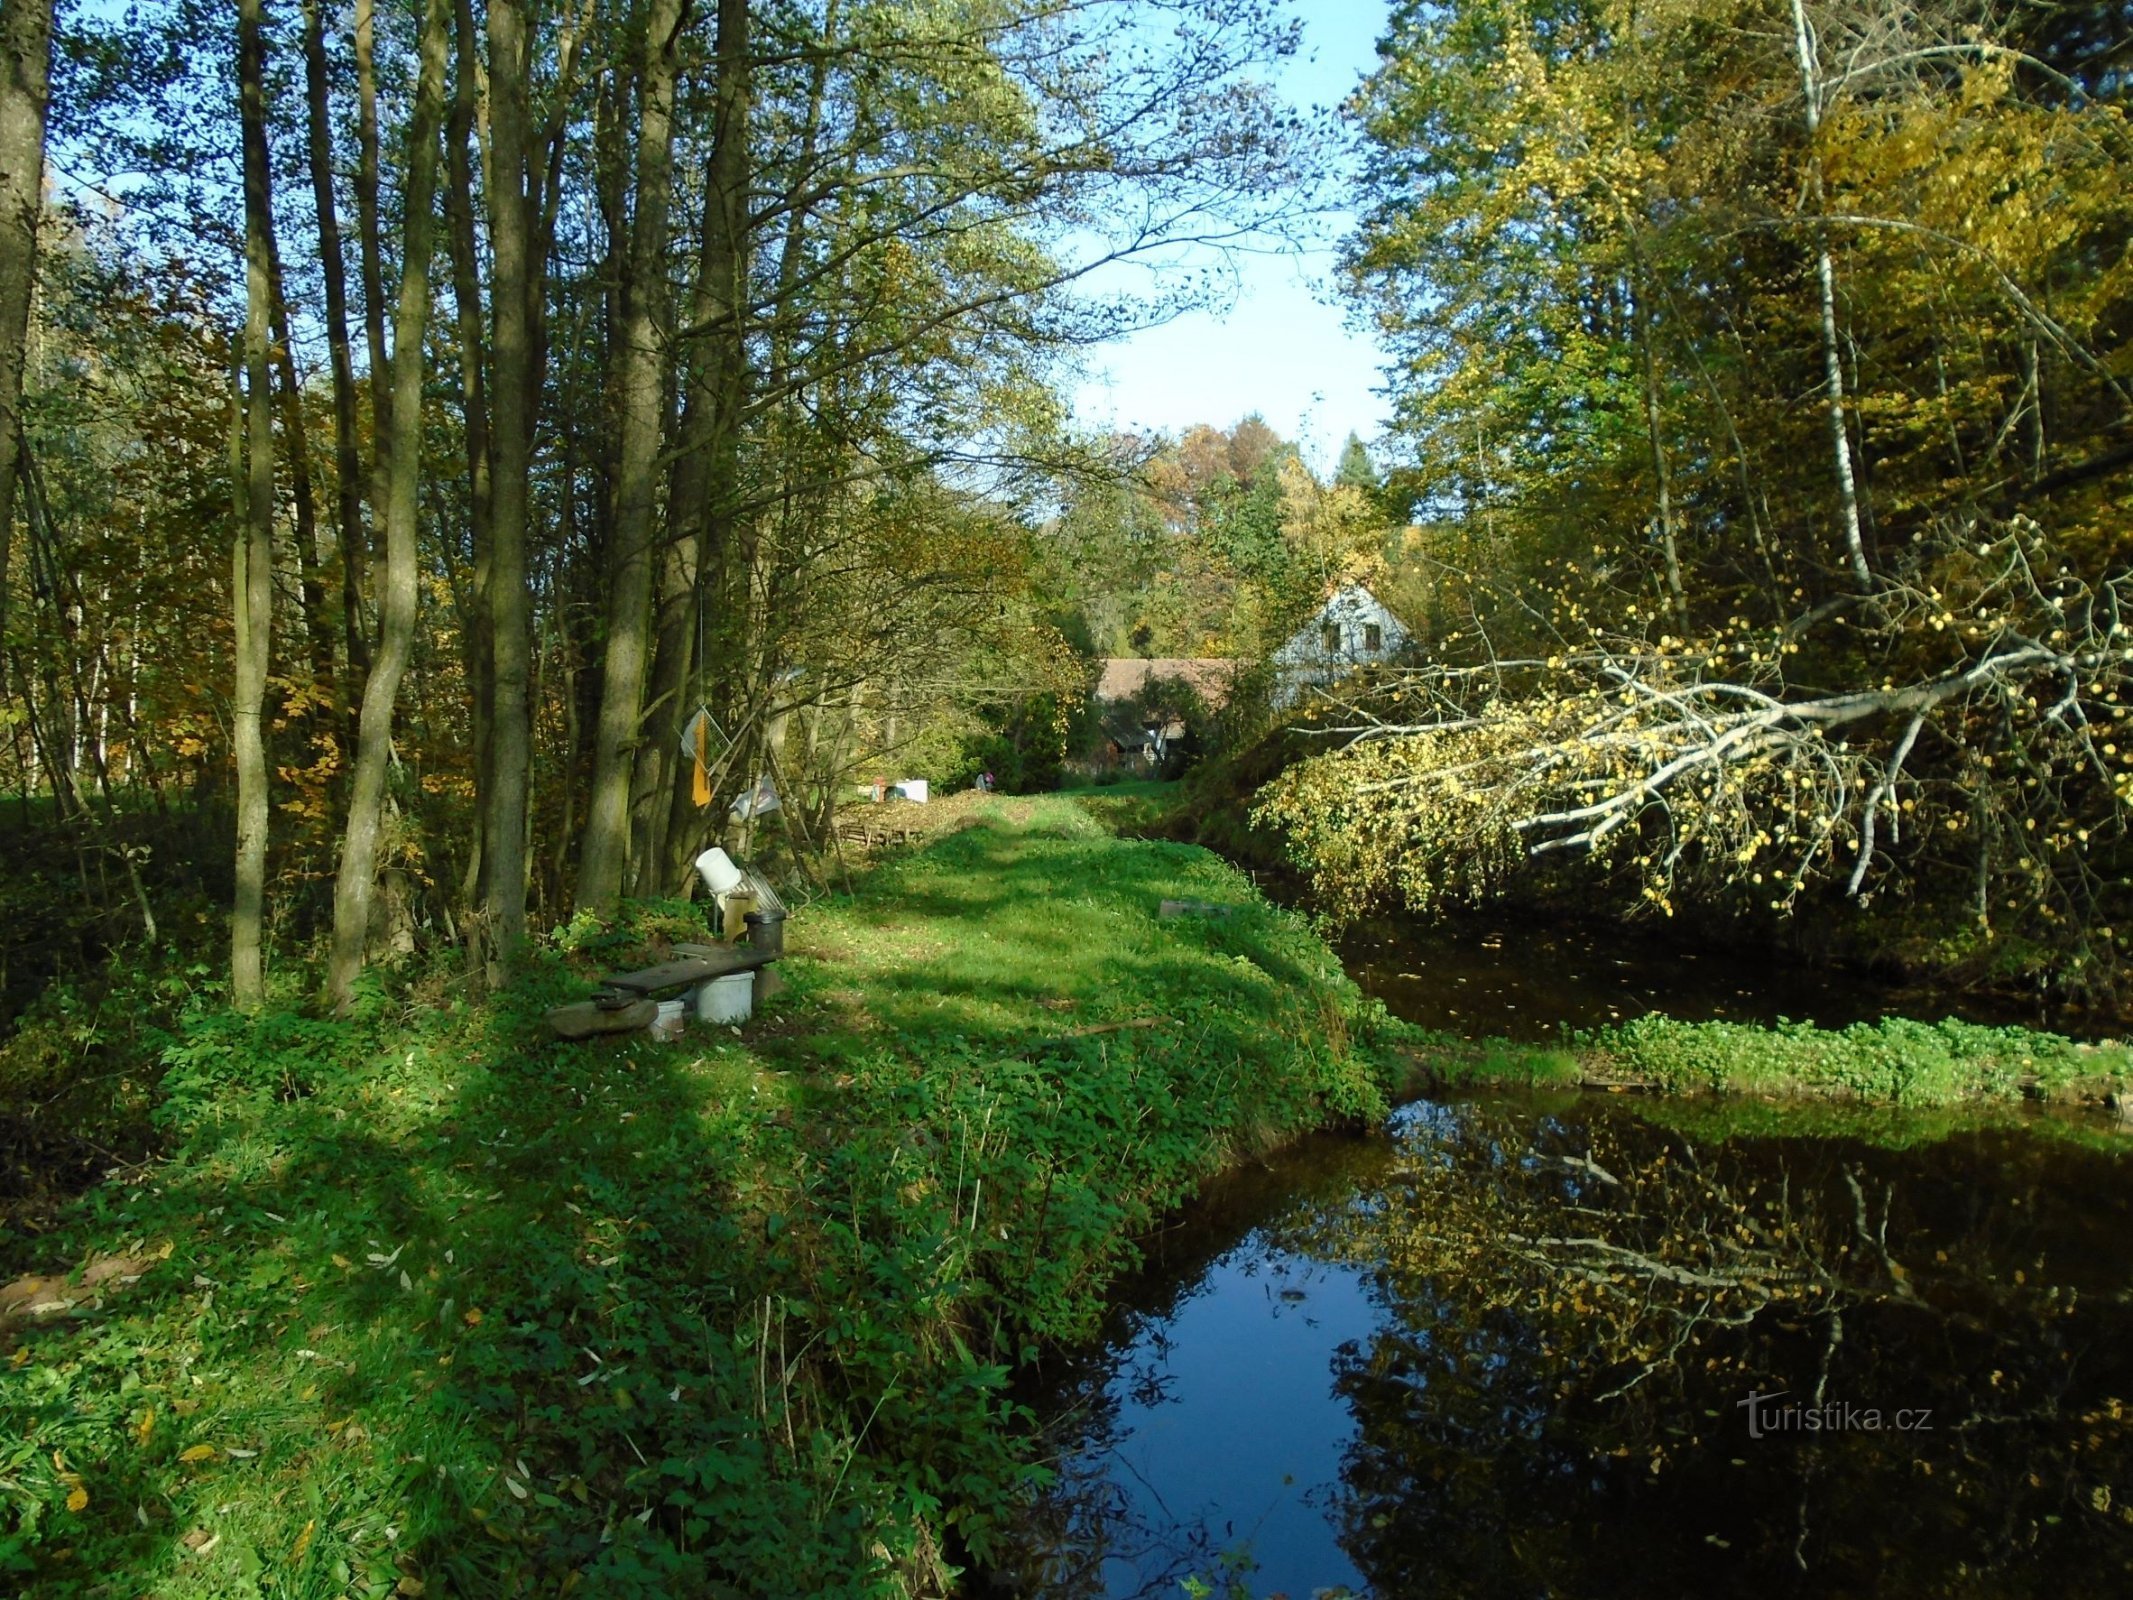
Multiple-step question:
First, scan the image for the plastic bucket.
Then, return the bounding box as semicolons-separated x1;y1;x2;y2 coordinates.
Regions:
694;972;754;1025
648;999;687;1042
744;908;787;957
695;846;743;897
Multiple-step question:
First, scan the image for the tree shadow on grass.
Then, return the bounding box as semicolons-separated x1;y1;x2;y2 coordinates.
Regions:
0;982;923;1598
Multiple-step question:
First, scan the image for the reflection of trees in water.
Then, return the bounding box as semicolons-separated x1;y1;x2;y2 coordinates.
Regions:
984;1144;1388;1599
1270;1100;2133;1596
982;1312;1267;1600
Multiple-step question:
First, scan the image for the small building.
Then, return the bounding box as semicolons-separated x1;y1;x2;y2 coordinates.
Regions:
1087;658;1235;775
1271;583;1412;708
1096;711;1181;770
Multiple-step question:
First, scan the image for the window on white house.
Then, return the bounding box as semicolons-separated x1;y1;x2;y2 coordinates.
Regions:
1322;622;1341;653
1364;623;1383;653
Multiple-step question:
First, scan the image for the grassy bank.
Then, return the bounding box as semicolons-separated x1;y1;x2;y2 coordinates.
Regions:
1405;1014;2132;1111
0;797;1394;1598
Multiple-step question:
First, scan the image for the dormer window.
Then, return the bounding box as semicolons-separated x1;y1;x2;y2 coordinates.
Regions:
1322;622;1341;653
1364;623;1382;653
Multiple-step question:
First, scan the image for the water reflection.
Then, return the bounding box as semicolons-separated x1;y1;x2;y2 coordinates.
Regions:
1336;909;2082;1040
996;1096;2133;1598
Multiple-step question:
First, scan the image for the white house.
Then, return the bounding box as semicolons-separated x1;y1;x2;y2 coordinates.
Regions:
1271;583;1412;707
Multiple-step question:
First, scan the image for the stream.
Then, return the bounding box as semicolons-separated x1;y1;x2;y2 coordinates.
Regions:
987;915;2133;1598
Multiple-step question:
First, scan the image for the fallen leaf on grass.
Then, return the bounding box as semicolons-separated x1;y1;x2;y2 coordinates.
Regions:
289;1518;315;1562
134;1409;155;1447
65;1487;88;1513
463;1307;483;1326
331;1254;352;1270
177;1445;217;1464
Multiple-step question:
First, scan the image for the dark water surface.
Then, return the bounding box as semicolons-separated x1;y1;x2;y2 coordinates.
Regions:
991;926;2133;1597
1335;907;2091;1040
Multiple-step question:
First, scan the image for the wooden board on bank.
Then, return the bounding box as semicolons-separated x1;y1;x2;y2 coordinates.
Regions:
603;945;773;994
545;998;660;1040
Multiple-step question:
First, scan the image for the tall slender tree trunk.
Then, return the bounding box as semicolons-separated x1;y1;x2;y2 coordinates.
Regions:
1627;257;1685;624
1788;0;1873;592
647;0;753;895
355;0;394;518
445;0;493;912
0;0;53;701
578;0;688;913
233;0;279;1010
327;0;451;1011
265;239;338;706
301;0;372;691
482;0;537;977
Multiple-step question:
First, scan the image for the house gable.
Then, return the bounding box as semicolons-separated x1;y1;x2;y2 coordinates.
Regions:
1273;584;1411;666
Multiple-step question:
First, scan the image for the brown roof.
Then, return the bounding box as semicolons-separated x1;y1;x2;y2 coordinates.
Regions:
1093;657;1240;708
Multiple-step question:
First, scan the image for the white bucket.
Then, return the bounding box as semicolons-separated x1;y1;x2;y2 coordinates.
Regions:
694;972;754;1025
695;846;744;897
648;999;687;1042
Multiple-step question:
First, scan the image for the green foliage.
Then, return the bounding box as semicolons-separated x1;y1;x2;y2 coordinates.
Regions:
0;796;1395;1596
1578;1016;2130;1107
1397;1014;2130;1111
943;692;1076;794
1322;0;2133;997
1586;1019;2133;1109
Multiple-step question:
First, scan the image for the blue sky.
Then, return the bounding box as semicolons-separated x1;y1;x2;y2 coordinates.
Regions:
1070;1;1394;472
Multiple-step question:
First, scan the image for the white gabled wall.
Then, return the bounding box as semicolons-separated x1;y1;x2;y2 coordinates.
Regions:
1271;584;1412;705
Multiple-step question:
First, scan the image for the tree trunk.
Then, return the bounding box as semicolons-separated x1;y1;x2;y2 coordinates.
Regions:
327;0;451;1011
1626;248;1686;625
301;0;372;691
482;0;537;977
355;0;393;518
1788;0;1873;592
577;0;688;914
646;0;753;895
233;0;279;1010
445;0;493;914
265;230;338;709
0;0;53;701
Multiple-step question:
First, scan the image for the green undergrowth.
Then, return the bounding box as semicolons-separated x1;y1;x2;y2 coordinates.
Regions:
0;796;1395;1598
1403;1015;2131;1113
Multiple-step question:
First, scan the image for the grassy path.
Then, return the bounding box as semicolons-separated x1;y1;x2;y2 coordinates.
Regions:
1;796;1394;1598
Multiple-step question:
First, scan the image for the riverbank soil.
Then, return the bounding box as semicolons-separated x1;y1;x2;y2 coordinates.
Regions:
0;796;1393;1597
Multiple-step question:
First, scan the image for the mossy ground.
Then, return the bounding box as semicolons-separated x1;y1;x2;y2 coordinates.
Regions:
0;796;1394;1598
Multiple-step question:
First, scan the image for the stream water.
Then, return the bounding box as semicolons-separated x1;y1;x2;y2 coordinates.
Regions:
988;919;2133;1598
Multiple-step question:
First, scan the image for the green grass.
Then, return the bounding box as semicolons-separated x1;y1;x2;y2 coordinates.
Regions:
0;795;1394;1598
1051;777;1182;835
1398;1014;2131;1113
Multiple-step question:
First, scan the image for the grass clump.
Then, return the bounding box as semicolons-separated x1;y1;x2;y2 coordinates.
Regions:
0;794;1393;1598
1576;1015;2131;1107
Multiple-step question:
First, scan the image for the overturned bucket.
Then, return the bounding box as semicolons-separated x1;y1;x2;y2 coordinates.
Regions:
693;971;755;1026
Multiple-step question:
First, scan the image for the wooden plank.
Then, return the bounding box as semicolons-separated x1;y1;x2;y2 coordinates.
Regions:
546;998;659;1039
604;946;773;993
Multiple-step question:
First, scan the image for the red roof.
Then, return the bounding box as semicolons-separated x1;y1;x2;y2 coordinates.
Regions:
1093;658;1240;708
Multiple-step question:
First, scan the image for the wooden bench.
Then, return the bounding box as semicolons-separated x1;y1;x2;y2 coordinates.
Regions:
546;942;778;1040
600;944;773;995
